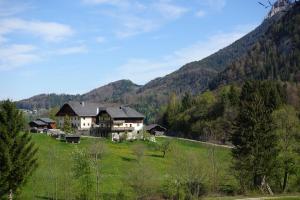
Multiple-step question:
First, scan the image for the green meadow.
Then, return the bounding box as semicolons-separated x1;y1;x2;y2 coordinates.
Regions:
19;134;232;199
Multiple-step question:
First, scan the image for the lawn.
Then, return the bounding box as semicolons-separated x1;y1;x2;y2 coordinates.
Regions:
19;134;232;199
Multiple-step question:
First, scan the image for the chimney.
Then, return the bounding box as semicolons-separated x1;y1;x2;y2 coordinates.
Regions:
96;107;99;115
80;101;85;107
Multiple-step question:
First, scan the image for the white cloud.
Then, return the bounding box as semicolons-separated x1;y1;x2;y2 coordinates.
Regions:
56;45;88;55
0;44;40;70
153;1;188;20
95;36;106;43
195;10;206;18
83;0;188;39
204;0;226;11
115;16;159;38
114;24;256;84
0;18;74;42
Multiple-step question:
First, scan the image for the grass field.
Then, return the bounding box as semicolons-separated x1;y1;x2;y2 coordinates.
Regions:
18;134;300;200
19;134;232;199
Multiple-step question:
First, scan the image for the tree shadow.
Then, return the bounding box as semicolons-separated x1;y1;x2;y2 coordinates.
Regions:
148;154;164;158
35;196;63;200
120;156;135;162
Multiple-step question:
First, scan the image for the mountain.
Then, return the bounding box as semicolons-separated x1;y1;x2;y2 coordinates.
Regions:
135;6;283;102
16;2;300;122
16;80;140;110
210;2;300;88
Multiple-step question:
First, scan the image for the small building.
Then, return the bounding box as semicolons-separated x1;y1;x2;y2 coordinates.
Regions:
39;118;56;129
29;120;48;129
29;118;56;129
145;124;167;136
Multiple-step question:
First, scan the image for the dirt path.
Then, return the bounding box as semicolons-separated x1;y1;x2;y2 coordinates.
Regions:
235;196;300;200
157;135;234;149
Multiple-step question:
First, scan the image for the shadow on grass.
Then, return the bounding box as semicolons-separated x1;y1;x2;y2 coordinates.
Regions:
35;196;63;200
120;156;135;162
148;154;164;158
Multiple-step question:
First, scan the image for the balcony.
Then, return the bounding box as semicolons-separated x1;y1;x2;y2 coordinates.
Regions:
111;127;134;132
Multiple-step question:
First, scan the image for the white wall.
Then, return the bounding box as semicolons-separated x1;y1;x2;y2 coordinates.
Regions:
80;117;92;130
57;116;92;130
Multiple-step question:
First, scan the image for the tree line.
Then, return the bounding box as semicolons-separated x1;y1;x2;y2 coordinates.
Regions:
159;80;300;194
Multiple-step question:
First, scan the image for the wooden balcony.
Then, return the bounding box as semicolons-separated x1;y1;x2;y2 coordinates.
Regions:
111;127;134;132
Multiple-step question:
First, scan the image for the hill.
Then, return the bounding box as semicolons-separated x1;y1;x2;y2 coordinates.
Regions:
16;80;140;110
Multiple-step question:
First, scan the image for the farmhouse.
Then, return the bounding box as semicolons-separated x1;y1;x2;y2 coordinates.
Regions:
56;102;145;141
56;102;101;130
92;106;144;141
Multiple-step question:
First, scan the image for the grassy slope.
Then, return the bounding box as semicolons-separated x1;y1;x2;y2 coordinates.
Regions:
19;134;231;199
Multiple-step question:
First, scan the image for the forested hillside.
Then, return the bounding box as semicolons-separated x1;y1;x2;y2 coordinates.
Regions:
210;2;300;88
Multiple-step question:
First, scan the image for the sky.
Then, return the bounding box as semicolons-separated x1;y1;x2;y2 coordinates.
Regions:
0;0;270;100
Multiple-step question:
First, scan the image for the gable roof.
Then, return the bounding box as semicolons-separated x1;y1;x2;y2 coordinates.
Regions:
56;102;144;119
145;124;167;131
103;106;144;119
68;102;102;117
55;102;103;117
39;118;55;123
30;120;47;126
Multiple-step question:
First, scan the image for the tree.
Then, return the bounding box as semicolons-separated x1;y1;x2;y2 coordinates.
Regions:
232;81;283;192
159;140;172;158
272;105;300;192
0;100;38;200
163;150;206;199
72;147;93;200
132;143;145;163
126;161;158;199
48;106;59;121
63;115;73;134
89;141;107;199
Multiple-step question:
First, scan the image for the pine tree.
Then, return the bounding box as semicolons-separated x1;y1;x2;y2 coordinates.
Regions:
232;81;282;191
0;100;38;199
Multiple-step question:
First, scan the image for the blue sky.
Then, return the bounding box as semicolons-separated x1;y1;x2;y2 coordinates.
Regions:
0;0;269;100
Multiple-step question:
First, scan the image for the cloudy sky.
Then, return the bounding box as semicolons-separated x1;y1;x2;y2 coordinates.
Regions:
0;0;269;100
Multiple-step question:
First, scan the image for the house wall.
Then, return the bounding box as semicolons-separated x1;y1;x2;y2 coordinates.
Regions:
111;119;144;141
57;116;93;130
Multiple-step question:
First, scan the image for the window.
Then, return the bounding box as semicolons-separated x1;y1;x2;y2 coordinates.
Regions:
83;123;85;126
88;123;90;126
137;123;140;126
83;117;85;120
130;124;132;127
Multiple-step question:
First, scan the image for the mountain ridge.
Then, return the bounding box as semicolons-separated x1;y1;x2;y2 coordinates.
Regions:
16;3;300;122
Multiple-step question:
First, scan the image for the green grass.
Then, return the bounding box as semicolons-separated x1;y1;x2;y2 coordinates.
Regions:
19;134;232;199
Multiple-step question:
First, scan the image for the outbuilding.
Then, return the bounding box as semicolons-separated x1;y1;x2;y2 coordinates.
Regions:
145;124;167;136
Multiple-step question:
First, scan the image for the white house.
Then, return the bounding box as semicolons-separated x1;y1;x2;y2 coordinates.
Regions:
56;102;101;130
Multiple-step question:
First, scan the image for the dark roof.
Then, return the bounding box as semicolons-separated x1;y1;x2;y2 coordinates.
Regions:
38;118;55;123
145;124;167;131
105;106;144;119
30;120;47;126
67;102;103;117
